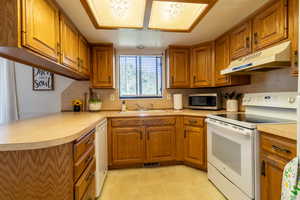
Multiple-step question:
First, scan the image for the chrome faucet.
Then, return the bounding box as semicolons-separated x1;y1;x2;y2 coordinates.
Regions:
135;104;146;111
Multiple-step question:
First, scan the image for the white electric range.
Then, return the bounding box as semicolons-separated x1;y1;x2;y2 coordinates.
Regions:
206;92;297;200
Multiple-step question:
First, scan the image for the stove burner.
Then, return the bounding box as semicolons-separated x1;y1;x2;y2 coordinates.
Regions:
214;114;295;124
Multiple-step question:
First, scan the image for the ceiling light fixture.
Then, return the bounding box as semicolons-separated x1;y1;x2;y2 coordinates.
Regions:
165;3;184;19
148;0;217;32
81;0;146;29
110;0;129;18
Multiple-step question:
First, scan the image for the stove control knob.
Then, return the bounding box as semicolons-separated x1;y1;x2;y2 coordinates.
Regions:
288;97;296;104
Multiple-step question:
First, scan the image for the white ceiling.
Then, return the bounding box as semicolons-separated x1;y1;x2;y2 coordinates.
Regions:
56;0;270;49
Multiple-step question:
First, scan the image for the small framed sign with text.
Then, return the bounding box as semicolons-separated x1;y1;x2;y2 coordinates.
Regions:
32;68;54;91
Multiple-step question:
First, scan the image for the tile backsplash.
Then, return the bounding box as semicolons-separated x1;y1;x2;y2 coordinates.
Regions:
61;82;216;111
61;68;297;111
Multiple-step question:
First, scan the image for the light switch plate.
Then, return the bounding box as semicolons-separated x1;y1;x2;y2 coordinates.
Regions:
110;94;115;101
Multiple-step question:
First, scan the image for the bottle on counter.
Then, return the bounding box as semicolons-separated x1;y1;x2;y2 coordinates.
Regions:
121;100;127;112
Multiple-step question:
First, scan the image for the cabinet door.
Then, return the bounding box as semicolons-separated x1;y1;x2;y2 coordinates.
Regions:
92;46;114;88
22;0;60;61
191;44;212;88
167;47;190;88
230;21;252;60
60;15;79;71
184;126;205;169
261;154;287;200
112;127;144;165
146;126;176;162
215;35;230;86
79;36;90;77
289;0;299;76
253;0;288;51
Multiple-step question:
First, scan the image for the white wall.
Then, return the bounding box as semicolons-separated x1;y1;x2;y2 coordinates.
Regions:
15;63;74;119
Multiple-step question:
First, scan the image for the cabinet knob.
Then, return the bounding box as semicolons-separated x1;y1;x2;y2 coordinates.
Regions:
294;50;298;66
140;131;143;140
56;43;61;56
245;37;250;48
254;33;258;45
261;160;266;176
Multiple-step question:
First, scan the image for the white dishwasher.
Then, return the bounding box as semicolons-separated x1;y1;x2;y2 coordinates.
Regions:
95;119;108;197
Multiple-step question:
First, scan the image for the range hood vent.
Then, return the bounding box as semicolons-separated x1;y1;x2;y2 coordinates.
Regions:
221;41;291;75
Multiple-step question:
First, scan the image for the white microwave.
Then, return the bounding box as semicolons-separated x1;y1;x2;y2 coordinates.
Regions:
188;93;221;110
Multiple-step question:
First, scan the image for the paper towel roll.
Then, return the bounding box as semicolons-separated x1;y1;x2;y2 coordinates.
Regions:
173;94;183;110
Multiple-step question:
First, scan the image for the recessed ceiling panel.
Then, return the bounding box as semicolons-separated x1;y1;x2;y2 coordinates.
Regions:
149;1;209;32
83;0;146;29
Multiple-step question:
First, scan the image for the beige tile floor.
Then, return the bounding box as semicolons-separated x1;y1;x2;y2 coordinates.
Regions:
98;165;227;200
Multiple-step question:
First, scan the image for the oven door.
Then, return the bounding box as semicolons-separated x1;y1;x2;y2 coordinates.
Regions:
206;119;255;198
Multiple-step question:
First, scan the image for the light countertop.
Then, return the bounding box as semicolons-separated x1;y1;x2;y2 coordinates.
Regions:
0;109;228;151
0;109;297;151
257;123;297;141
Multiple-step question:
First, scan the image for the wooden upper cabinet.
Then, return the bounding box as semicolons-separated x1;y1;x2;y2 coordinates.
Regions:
92;45;114;88
60;15;79;71
289;0;299;76
184;126;205;169
78;36;90;77
252;0;288;51
230;21;252;60
191;43;213;88
166;47;190;88
146;126;176;163
215;35;230;86
22;0;60;61
112;127;144;165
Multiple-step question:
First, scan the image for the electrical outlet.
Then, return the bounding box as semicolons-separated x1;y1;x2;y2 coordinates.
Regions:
167;94;171;100
110;94;115;101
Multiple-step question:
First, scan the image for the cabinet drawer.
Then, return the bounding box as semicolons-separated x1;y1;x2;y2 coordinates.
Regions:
75;159;96;200
80;178;95;200
74;145;95;182
74;131;95;162
143;117;176;126
111;118;143;127
261;133;296;160
184;117;204;127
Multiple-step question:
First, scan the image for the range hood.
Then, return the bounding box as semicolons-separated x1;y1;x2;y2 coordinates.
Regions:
221;41;291;75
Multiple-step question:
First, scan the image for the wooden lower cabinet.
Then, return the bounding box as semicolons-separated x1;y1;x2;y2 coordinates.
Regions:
260;132;296;200
109;116;206;170
112;127;145;165
184;126;205;169
109;117;177;167
146;126;176;162
0;129;96;200
261;153;287;200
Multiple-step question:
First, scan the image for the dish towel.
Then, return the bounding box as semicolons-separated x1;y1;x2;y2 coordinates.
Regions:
281;157;300;200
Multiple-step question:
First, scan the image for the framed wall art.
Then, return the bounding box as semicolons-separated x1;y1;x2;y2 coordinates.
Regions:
32;68;54;91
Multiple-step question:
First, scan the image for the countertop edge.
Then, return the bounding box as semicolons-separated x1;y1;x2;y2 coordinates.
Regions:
0;117;106;151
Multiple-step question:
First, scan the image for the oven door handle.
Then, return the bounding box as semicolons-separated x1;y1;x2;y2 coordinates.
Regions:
206;118;253;136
